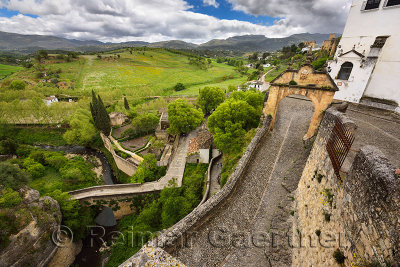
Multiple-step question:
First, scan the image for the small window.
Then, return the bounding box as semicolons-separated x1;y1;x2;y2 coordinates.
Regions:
386;0;400;6
337;62;353;80
363;0;381;10
371;36;389;48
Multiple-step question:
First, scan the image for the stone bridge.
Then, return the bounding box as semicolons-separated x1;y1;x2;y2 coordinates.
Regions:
69;131;196;202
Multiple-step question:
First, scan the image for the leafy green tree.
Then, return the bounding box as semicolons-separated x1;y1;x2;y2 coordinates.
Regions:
0;187;22;208
208;100;259;153
63;109;97;146
167;99;203;135
132;113;159;135
130;154;166;183
0;162;29;190
9;80;26;90
230;90;264;113
197;87;226;114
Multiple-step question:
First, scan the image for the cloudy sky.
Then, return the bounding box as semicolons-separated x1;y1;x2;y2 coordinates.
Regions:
0;0;352;43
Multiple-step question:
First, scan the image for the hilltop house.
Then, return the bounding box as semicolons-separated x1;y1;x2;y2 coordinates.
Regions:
187;130;220;164
109;112;128;126
327;0;400;113
43;95;58;106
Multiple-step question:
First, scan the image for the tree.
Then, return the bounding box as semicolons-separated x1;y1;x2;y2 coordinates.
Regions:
124;97;130;110
63;109;97;146
90;91;111;135
208;100;260;153
0;162;30;190
230;90;264;113
167;99;204;135
9;80;26;90
130;154;166;183
174;83;185;91
132;113;159;135
197;87;226;114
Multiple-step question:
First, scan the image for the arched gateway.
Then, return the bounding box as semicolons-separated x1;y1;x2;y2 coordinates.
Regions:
263;64;338;140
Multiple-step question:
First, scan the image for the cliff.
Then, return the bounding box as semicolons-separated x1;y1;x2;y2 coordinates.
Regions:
0;187;61;267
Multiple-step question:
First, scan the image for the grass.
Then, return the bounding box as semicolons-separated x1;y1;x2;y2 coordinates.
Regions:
0;64;23;80
4;127;68;146
29;168;63;195
0;49;246;123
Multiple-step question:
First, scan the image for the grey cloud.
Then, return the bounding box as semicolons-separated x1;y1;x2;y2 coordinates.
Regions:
227;0;352;33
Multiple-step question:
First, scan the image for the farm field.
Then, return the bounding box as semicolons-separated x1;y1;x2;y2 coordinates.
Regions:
0;48;246;123
0;64;23;79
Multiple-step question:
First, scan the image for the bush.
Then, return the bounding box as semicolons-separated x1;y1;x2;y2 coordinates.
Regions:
0;162;30;190
174;83;185;91
0;188;22;208
9;80;26;90
23;157;45;179
333;249;346;264
0;138;18;155
289;80;298;85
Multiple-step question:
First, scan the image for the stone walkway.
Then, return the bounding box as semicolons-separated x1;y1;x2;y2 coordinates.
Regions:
345;104;400;168
170;97;314;266
208;156;222;197
69;131;197;200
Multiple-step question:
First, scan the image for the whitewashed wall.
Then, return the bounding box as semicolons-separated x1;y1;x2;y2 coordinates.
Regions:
327;0;400;111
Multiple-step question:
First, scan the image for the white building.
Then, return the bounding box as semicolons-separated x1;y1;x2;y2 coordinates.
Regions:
43;95;58;106
327;0;400;113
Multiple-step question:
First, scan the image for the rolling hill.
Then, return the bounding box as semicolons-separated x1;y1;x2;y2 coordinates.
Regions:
0;31;336;53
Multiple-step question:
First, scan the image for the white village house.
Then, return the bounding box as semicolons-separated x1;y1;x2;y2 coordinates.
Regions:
327;0;400;113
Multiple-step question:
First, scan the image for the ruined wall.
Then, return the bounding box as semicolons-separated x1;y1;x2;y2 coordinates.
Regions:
292;108;399;266
100;133;137;176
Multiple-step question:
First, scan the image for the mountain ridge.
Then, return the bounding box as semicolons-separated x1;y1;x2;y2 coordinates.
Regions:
0;31;337;53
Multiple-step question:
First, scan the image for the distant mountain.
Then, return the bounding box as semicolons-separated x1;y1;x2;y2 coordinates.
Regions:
199;33;335;52
148;40;198;50
0;31;337;53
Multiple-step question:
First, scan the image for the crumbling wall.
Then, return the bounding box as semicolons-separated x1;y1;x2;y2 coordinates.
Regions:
292;108;399;266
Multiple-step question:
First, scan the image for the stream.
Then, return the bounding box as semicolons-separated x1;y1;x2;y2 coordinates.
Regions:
36;145;119;267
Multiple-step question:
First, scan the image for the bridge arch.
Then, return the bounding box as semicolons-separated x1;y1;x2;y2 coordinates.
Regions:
263;64;338;140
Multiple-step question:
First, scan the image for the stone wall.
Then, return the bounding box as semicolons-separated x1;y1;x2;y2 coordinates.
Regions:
100;133;138;176
292;108;399;266
120;115;272;267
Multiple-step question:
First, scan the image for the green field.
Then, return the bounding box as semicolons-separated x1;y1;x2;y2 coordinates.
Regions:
0;49;248;123
0;64;23;80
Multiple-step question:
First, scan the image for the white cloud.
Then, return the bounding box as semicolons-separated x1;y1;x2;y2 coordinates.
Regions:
203;0;219;8
0;0;351;43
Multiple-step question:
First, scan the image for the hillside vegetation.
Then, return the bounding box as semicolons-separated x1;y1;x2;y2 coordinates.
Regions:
0;48;245;123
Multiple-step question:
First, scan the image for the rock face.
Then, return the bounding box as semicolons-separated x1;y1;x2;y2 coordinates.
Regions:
0;187;62;267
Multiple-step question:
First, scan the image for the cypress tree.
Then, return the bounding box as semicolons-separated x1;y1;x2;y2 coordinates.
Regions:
124;96;129;110
97;95;111;135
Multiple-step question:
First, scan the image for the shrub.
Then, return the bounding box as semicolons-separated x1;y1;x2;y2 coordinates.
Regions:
9;80;26;90
315;229;321;236
23;157;45;179
0;188;22;208
333;249;346;264
0;138;18;155
174;83;185;91
0;162;30;190
289;80;298;85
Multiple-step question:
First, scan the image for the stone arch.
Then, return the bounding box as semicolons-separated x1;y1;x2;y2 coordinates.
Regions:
263;64;338;140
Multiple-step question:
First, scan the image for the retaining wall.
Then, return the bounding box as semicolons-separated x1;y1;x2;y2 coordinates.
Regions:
292;108;399;266
100;133;138;176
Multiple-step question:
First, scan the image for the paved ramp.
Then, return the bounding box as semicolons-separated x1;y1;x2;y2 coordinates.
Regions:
169;97;314;266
